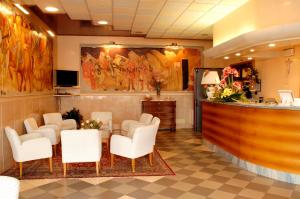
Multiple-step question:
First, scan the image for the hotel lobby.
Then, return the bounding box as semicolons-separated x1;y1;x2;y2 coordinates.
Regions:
1;0;300;198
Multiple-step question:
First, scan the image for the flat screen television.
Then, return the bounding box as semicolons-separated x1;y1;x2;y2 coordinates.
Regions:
56;70;78;87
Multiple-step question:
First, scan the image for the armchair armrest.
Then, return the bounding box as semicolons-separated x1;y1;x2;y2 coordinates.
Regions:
29;128;58;145
121;120;139;131
110;135;133;155
62;119;77;130
21;137;52;160
20;133;42;142
39;124;59;131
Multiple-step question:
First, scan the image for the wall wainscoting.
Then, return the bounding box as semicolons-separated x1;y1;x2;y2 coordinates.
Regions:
0;95;57;173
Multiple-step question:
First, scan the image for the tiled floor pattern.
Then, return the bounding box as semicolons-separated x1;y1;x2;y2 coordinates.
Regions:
19;130;300;199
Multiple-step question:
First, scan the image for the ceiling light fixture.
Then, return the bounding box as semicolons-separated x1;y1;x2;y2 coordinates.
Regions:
45;6;59;12
97;20;108;25
247;57;253;60
268;43;276;47
47;30;55;37
224;56;229;60
235;53;241;56
166;43;183;50
250;49;255;52
14;3;29;15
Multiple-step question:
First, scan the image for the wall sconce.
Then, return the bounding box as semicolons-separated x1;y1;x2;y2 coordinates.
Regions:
165;43;183;50
102;41;122;48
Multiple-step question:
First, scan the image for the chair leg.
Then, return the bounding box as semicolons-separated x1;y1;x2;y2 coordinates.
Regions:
19;162;23;178
149;153;153;166
49;158;53;173
96;161;99;176
131;159;135;173
53;145;57;157
111;154;114;168
63;163;67;177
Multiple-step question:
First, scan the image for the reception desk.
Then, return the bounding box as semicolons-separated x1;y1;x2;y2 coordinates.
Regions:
202;101;300;184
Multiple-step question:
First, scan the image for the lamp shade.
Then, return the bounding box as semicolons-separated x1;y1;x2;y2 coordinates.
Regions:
201;71;220;85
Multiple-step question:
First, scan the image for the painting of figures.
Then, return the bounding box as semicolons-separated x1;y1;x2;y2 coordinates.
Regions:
81;46;201;92
0;0;53;95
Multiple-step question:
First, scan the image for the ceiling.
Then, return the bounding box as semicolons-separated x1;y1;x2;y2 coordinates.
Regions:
20;0;248;39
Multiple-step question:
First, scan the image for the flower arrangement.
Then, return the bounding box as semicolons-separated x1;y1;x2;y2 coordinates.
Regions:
214;67;245;102
81;120;103;130
151;74;166;96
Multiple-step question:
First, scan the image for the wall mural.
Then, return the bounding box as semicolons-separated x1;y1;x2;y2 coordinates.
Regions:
81;46;201;92
0;0;53;95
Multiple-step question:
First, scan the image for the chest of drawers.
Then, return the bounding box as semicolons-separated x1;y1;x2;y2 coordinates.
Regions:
142;100;176;131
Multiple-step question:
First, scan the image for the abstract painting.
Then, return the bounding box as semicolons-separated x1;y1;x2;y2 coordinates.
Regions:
81;46;201;92
0;0;53;95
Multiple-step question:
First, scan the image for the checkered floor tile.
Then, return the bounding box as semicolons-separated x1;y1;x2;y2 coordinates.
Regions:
19;129;300;199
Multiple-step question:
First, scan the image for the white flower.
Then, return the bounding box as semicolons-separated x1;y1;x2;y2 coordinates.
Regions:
86;120;90;123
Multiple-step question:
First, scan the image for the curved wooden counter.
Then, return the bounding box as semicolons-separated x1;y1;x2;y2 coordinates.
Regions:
202;101;300;174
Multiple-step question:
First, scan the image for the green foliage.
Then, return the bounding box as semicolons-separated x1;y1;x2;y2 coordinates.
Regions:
81;120;103;130
62;108;83;128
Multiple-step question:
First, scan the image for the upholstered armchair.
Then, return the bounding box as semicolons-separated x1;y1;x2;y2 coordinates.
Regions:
110;123;159;172
24;117;60;156
43;112;77;130
91;112;112;148
61;129;101;177
5;127;53;178
121;113;153;134
0;176;19;199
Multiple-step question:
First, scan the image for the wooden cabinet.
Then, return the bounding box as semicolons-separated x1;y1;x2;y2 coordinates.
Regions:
142;100;176;131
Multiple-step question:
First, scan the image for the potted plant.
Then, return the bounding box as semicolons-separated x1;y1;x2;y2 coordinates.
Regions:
62;108;83;128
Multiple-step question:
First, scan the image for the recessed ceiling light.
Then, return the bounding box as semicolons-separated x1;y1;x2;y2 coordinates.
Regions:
47;30;55;37
268;43;276;47
248;57;253;60
250;49;255;52
235;53;241;56
14;3;29;15
224;56;229;60
97;20;108;25
45;6;59;12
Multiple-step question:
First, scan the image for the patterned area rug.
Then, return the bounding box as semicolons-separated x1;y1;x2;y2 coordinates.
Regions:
3;147;174;179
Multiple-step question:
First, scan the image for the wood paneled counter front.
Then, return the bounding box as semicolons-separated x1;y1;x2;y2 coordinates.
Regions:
202;101;300;175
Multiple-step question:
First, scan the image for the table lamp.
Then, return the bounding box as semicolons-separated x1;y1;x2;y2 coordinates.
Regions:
201;71;220;99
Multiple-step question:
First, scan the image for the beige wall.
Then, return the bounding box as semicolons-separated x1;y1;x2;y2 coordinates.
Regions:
0;96;57;173
214;0;300;46
58;92;193;129
256;46;300;100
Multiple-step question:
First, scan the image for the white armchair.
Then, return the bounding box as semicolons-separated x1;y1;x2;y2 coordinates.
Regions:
110;123;158;172
5;127;53;178
61;129;101;177
121;113;153;134
0;176;19;199
24;118;60;156
43;112;77;130
91;112;112;148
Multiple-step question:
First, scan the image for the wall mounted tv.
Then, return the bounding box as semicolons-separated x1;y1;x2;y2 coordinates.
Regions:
56;70;78;87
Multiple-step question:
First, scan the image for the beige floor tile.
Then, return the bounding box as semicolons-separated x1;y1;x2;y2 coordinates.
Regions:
142;183;167;193
226;179;250;188
216;171;237;178
21;188;46;198
112;184;138;194
49;186;76;197
191;171;212;179
193;145;213;152
118;195;136;199
170;181;195;191
199;180;223;189
209;190;236;199
157;150;177;159
80;177;113;185
134;176;164;183
239;188;265;199
268;187;293;197
80;185;108;196
251;176;274;185
177;192;206;199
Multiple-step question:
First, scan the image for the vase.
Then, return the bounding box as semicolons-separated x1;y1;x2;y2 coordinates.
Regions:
156;85;161;96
